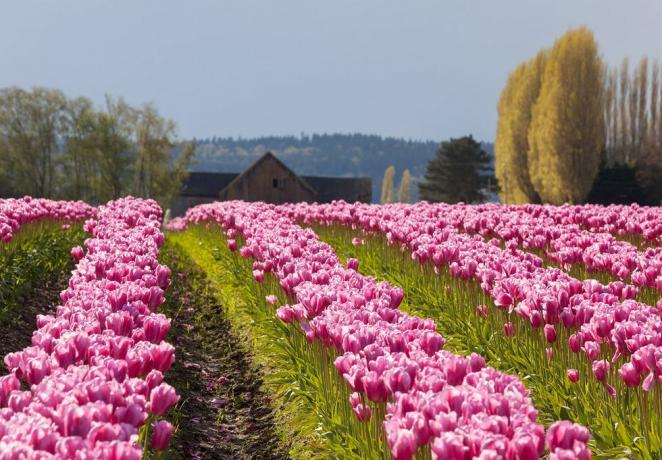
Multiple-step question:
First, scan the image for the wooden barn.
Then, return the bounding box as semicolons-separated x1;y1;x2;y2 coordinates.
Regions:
172;152;372;215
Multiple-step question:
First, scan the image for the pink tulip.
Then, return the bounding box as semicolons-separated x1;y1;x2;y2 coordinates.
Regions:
227;239;237;251
347;258;359;271
544;324;557;343
148;383;180;416
567;369;579;383
387;428;417;460
143;315;171;343
152;420;175;451
71;245;85;261
592;360;609;382
619;363;641;388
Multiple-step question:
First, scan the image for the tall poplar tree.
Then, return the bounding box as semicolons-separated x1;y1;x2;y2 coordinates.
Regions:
380;165;395;203
527;27;604;204
397;169;412;203
495;51;545;203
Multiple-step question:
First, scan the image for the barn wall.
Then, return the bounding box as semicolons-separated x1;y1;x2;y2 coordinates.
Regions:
171;196;219;216
221;155;316;204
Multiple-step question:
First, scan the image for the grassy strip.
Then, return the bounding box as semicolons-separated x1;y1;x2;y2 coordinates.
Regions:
168;226;383;460
0;221;86;320
313;225;659;460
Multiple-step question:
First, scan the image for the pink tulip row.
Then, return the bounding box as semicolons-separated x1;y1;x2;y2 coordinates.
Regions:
168;202;591;460
520;203;662;245
428;203;661;294
0;197;96;244
0;197;178;459
281;202;662;395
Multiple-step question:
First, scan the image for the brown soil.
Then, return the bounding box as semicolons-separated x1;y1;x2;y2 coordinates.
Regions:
0;269;70;374
160;243;289;460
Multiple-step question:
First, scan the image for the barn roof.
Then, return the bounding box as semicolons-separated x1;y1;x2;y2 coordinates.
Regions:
179;152;373;202
219;151;317;196
302;175;372;203
181;171;238;197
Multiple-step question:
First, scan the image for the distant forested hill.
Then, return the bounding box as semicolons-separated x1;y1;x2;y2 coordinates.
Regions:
188;133;494;202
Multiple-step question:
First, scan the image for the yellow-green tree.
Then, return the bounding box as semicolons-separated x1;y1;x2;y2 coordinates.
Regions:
397;168;411;203
528;27;604;204
380;165;395;203
495;51;546;203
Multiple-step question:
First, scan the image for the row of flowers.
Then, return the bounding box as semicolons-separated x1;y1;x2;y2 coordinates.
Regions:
0;197;178;459
515;203;662;244
169;202;591;460
282;201;662;399
427;203;661;295
0;197;95;244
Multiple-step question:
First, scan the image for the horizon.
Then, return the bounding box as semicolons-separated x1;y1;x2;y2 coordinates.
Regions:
2;1;661;142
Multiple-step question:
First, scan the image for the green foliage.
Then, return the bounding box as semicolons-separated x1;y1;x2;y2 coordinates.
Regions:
0;87;195;208
586;162;646;205
313;225;661;459
419;136;493;203
528;27;604;204
495;53;545;204
0;87;68;197
167;227;391;460
0;221;85;318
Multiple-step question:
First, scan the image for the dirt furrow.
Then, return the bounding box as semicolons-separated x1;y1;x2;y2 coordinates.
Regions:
160;242;288;460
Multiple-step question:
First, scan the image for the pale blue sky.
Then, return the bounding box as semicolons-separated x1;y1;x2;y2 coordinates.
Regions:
1;0;661;141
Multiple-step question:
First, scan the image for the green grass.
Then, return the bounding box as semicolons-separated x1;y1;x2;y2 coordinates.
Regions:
0;220;86;319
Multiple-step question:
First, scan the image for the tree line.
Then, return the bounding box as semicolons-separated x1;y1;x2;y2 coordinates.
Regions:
0;87;194;207
495;27;661;205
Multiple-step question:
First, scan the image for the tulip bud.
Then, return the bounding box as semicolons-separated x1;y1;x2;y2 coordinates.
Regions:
70;246;85;262
148;383;180;416
592;360;609;382
567;369;579;383
347;258;359;271
476;304;488;318
503;322;515;337
152;420;175;451
619;362;641;388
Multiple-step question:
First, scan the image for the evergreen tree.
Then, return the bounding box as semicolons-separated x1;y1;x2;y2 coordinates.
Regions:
528;27;604;204
419;136;492;203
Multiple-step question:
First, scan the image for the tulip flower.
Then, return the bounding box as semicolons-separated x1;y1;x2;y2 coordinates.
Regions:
151;420;175;451
567;369;579;383
149;383;180;416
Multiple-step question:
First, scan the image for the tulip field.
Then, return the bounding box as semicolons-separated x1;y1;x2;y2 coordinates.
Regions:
0;198;660;459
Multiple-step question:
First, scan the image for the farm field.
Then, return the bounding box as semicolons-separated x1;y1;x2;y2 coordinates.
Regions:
0;198;660;459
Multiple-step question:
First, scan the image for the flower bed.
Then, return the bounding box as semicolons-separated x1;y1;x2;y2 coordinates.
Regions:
169;201;590;460
0;197;178;458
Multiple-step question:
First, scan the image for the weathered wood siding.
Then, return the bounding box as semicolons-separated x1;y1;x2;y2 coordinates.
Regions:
220;154;316;204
